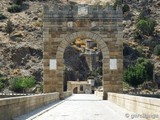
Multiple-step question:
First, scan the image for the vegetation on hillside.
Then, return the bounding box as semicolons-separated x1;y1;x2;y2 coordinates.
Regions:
8;4;22;13
123;58;154;93
0;77;6;91
0;13;7;20
5;20;14;36
136;18;156;36
9;76;36;93
123;0;160;94
154;45;160;56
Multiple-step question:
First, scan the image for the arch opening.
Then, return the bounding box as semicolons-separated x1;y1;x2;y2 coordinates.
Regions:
73;87;78;94
63;37;103;92
56;32;110;97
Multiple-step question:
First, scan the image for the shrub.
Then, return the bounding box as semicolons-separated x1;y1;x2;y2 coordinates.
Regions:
5;20;13;35
138;9;151;20
138;11;147;21
0;82;4;91
123;64;146;90
142;39;159;49
0;13;7;20
136;18;156;36
136;58;154;81
136;46;144;57
124;58;154;92
122;4;130;13
7;4;22;13
21;76;35;90
12;0;23;5
9;76;36;93
154;45;160;55
134;31;142;39
0;77;6;91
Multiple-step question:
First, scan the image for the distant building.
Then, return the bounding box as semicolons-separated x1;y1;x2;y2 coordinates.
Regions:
67;81;92;94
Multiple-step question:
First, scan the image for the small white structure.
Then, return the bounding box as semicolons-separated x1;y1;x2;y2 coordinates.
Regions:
67;81;92;94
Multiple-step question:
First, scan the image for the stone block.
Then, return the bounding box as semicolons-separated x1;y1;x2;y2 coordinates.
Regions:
56;52;63;58
43;59;49;66
57;66;64;71
56;71;63;77
57;47;65;53
65;36;71;43
43;52;50;59
61;40;69;47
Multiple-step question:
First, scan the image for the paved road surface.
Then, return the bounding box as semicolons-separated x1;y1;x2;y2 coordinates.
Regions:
15;94;135;120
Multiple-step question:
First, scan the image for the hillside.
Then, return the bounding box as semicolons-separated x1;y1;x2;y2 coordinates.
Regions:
123;0;160;82
0;0;44;82
0;0;160;92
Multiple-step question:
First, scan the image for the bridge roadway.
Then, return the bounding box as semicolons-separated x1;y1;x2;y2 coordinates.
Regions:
15;94;135;120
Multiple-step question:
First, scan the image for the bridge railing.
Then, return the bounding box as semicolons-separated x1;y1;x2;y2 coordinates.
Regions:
63;91;72;98
0;92;59;120
0;91;73;120
108;92;160;118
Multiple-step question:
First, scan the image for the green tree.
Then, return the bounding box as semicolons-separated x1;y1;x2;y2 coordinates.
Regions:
124;64;146;93
153;44;160;55
136;18;156;36
0;77;6;91
122;4;130;13
12;0;23;5
0;81;5;91
5;20;13;36
7;4;22;13
9;76;22;92
21;76;35;92
9;76;35;93
136;58;154;81
124;57;154;93
0;13;7;20
138;11;147;21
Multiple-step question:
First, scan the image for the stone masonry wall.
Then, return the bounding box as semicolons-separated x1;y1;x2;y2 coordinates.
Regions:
108;92;160;120
43;4;124;99
0;93;59;120
0;91;72;120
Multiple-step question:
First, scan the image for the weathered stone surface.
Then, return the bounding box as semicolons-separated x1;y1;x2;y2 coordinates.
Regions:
108;93;160;120
43;4;123;99
0;93;61;120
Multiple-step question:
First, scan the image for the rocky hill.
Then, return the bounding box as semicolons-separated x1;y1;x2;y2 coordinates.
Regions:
0;0;44;83
0;0;160;91
122;0;160;82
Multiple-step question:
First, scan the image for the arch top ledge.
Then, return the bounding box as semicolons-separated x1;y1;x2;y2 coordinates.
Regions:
64;31;104;43
43;3;123;18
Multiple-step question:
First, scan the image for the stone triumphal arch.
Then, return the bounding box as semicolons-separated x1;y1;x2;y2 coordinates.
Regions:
43;3;123;99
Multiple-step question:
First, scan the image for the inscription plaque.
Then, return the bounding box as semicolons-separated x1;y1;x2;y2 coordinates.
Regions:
50;59;57;70
110;59;117;70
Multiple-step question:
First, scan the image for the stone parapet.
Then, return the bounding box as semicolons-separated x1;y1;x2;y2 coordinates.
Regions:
108;93;160;120
94;91;103;98
63;91;72;98
0;93;59;120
